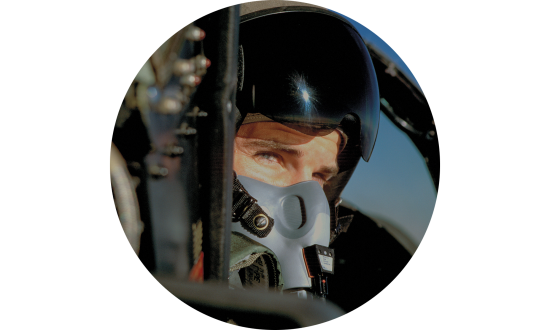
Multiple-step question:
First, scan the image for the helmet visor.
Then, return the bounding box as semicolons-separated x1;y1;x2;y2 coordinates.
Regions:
237;11;380;161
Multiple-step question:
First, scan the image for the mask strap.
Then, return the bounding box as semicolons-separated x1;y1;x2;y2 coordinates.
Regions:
232;172;275;238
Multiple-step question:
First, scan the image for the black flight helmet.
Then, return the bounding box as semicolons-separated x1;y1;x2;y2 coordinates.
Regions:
236;9;380;163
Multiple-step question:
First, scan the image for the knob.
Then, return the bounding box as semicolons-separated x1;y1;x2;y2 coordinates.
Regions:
185;26;205;41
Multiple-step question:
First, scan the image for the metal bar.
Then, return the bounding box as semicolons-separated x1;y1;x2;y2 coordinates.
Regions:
195;5;240;282
110;143;144;254
144;23;204;278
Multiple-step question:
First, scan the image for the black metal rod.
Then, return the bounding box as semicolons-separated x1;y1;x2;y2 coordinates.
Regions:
195;5;240;282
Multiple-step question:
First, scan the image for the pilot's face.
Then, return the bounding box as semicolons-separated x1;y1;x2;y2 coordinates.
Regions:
233;122;341;188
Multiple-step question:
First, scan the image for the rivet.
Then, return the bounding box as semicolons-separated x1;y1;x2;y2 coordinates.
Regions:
158;97;182;114
149;165;169;178
173;59;195;76
175;123;197;136
385;63;398;77
181;74;200;87
163;144;184;157
253;214;268;230
195;55;211;70
185;26;205;41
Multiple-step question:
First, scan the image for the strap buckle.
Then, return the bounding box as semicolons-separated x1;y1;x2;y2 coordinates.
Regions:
232;189;258;221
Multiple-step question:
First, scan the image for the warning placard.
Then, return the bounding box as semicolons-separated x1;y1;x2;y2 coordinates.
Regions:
320;255;333;272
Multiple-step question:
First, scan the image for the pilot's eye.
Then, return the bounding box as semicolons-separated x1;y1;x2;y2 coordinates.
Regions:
255;152;280;164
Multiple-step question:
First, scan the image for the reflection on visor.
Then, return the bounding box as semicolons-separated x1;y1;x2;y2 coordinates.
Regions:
291;72;318;121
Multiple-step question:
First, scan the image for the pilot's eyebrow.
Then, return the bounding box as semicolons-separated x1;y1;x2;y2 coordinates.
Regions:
318;164;339;179
241;139;305;158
